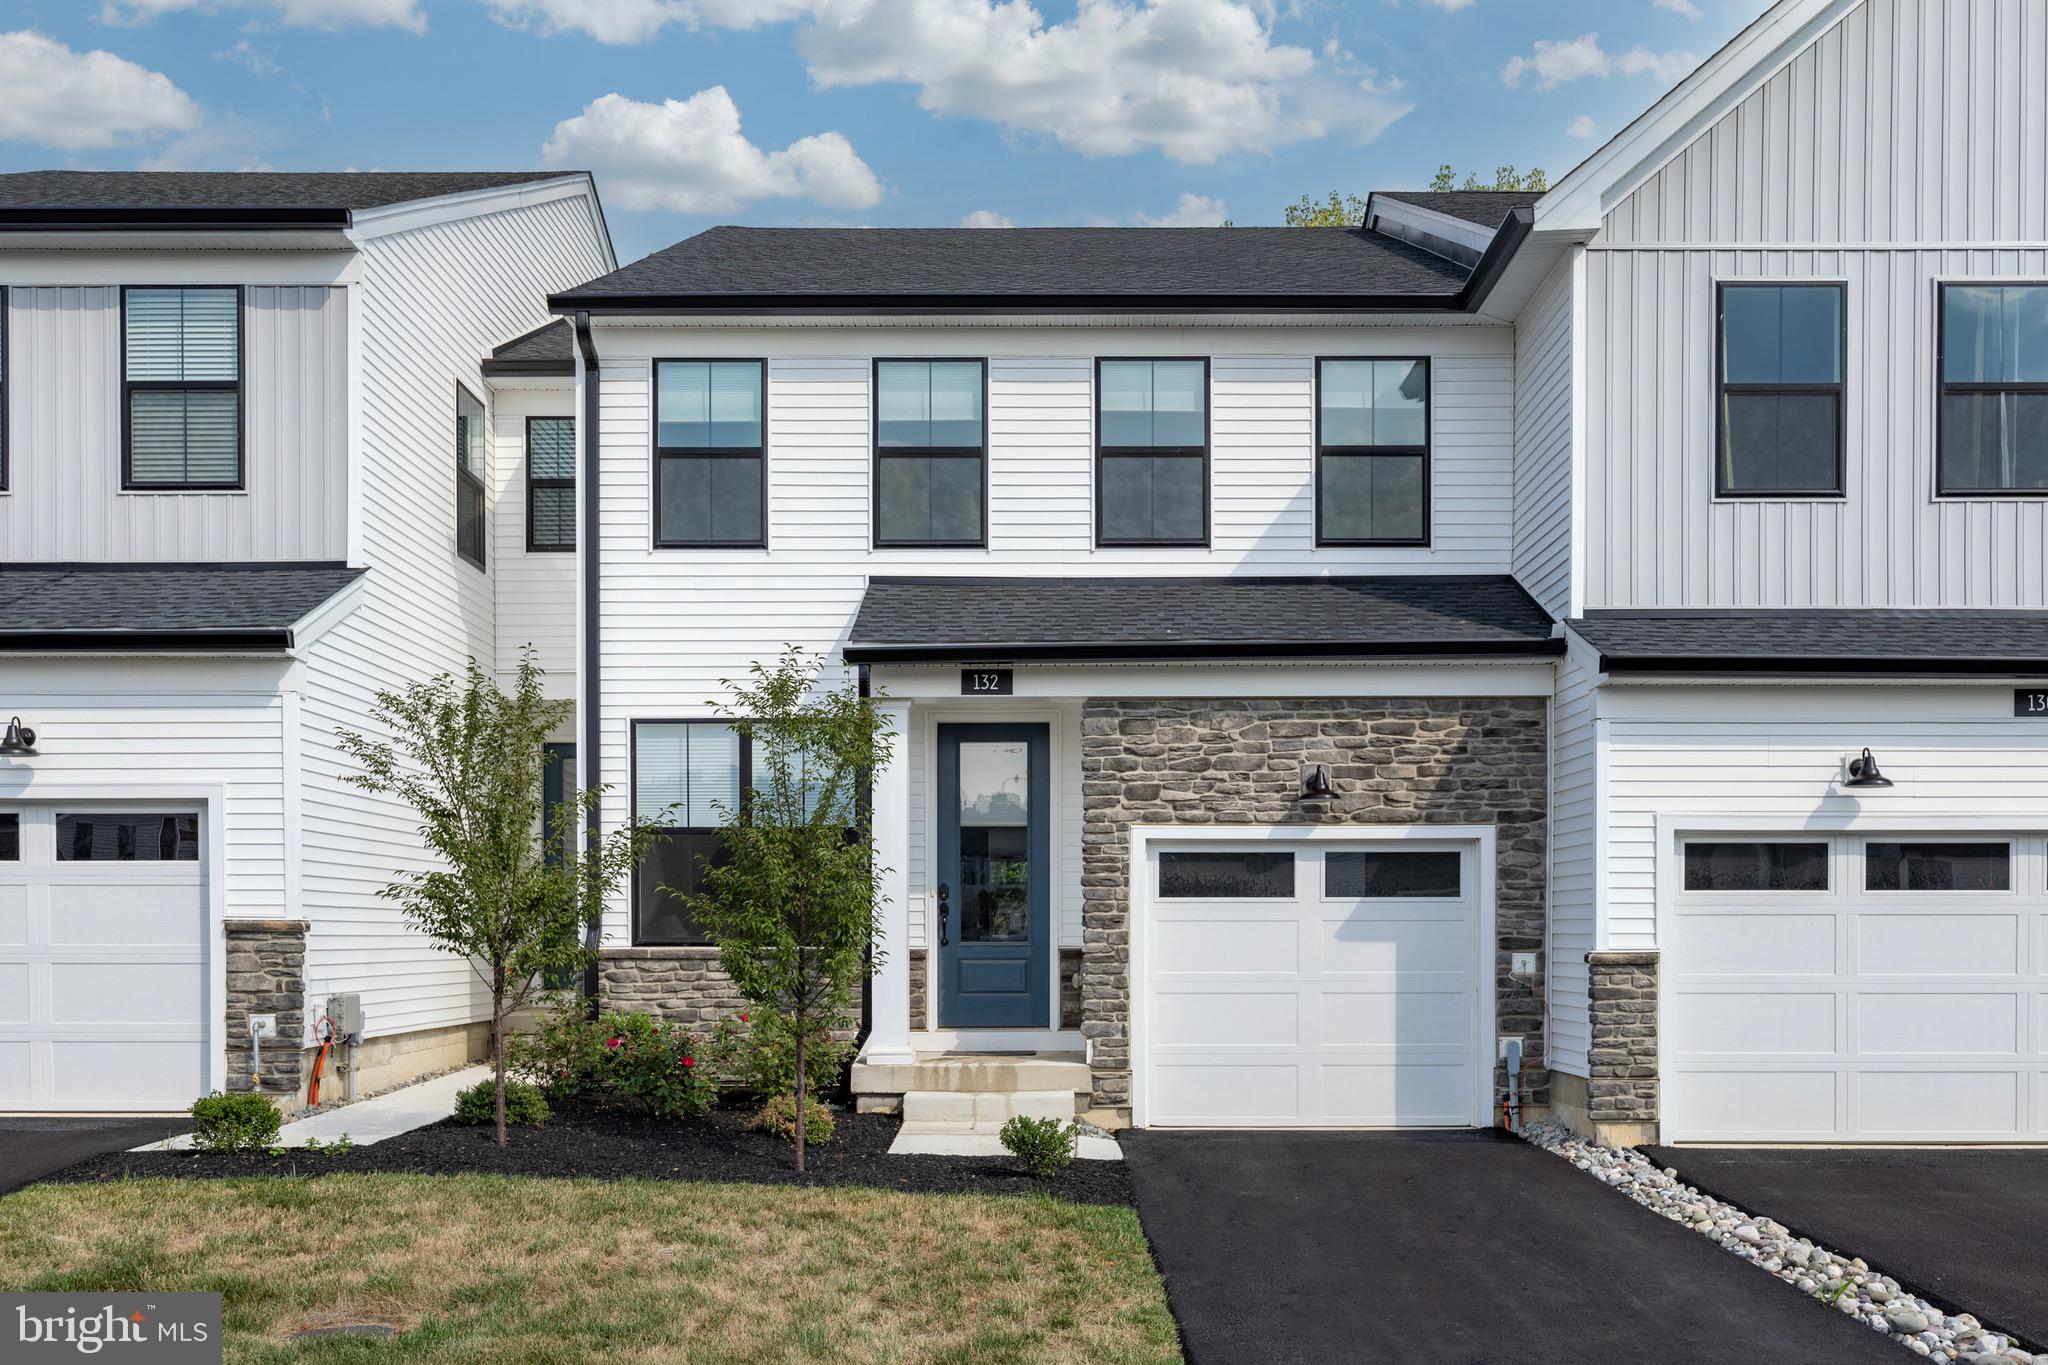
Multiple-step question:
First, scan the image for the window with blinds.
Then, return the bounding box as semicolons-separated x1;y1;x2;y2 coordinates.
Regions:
122;287;241;490
455;383;486;568
655;359;765;547
633;720;747;945
874;358;986;546
1316;357;1431;545
526;416;575;552
1097;358;1208;545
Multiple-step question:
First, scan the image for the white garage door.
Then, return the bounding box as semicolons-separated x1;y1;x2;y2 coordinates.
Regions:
0;807;209;1112
1667;834;2048;1143
1140;838;1486;1127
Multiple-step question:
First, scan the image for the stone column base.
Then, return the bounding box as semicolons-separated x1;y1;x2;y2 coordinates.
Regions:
1548;1070;1659;1147
1585;949;1660;1140
225;919;307;1104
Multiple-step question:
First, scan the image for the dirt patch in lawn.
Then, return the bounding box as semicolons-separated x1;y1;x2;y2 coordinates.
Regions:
0;1174;1179;1364
45;1105;1134;1207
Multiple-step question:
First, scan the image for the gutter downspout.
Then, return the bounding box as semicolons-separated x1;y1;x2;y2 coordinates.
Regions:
856;663;873;1050
575;310;604;1013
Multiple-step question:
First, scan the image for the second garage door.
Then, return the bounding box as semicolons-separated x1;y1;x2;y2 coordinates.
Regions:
1140;838;1486;1128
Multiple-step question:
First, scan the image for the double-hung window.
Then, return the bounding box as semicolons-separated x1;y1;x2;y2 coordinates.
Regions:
454;383;486;568
655;359;766;547
1097;358;1207;545
123;286;242;490
1938;283;2048;495
874;359;985;547
632;720;747;945
1715;283;1845;496
1316;357;1430;544
526;416;575;552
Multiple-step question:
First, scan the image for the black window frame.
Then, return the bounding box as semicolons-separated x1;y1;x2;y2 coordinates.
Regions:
1713;280;1848;499
525;415;576;553
0;284;9;492
872;356;989;549
454;381;487;570
630;718;751;947
652;357;768;550
1093;356;1211;548
120;284;246;493
1315;355;1433;547
1934;280;2048;498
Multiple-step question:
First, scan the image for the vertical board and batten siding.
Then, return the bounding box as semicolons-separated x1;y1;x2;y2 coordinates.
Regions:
1585;0;2048;609
296;194;611;1040
1512;259;1575;620
1545;650;1600;1076
491;384;578;694
591;323;1519;944
0;286;347;561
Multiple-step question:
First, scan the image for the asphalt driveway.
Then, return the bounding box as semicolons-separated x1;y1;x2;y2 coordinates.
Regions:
0;1117;188;1197
1123;1129;1905;1365
1643;1145;2048;1353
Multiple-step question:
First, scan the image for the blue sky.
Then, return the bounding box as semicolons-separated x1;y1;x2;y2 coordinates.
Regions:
0;0;1759;265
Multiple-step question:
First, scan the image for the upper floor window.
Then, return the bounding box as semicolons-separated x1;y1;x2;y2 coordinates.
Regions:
123;287;242;491
0;286;8;492
1938;283;2048;496
1097;358;1208;546
526;416;575;552
874;359;985;547
632;719;746;946
1317;357;1429;545
454;383;486;568
1716;283;1845;497
655;359;765;548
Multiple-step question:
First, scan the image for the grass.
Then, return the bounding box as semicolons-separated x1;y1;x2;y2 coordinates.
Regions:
0;1175;1182;1364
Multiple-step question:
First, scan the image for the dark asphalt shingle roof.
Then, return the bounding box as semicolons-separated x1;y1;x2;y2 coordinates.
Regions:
1375;191;1546;228
482;318;573;376
0;564;363;651
846;576;1561;662
0;171;575;213
555;225;1472;306
1570;611;2048;673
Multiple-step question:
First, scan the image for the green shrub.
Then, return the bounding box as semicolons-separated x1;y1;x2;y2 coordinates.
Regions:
705;1007;847;1102
508;996;614;1104
454;1079;549;1128
601;1011;715;1120
750;1093;836;1145
189;1092;281;1153
999;1115;1078;1179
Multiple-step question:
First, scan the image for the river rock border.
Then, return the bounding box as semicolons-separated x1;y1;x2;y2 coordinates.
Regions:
1524;1121;2034;1364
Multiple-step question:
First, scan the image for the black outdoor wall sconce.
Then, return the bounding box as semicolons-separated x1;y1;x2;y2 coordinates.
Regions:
1844;747;1892;788
0;717;36;757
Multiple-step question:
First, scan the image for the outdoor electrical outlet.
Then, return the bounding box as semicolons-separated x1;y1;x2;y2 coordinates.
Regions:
249;1014;277;1039
1497;1035;1524;1060
1510;952;1537;975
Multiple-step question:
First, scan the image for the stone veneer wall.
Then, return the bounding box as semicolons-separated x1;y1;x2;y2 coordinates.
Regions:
908;949;927;1030
1079;698;1548;1120
225;919;307;1101
598;947;748;1030
1585;950;1659;1131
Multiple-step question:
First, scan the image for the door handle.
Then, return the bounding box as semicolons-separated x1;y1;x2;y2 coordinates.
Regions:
937;883;950;947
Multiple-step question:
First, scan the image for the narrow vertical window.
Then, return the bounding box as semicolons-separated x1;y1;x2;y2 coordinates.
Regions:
0;286;8;491
454;383;486;568
1938;283;2048;495
655;359;765;547
874;359;986;547
1096;358;1208;545
1317;357;1430;544
123;287;242;490
1715;283;1846;496
526;416;575;552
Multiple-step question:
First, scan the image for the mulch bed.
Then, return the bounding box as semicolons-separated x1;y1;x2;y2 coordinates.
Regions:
42;1104;1133;1207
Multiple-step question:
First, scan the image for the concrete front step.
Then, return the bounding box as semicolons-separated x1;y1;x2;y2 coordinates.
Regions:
901;1089;1077;1126
851;1051;1090;1097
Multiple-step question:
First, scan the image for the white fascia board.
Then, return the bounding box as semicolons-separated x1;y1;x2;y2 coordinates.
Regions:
0;230;354;252
1537;0;1861;233
347;174;599;244
1363;194;1498;257
483;374;575;395
0;249;358;286
287;574;369;655
870;659;1558;699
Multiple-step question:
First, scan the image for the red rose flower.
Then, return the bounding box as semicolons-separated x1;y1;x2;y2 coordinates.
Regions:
605;1036;623;1051
681;1056;695;1068
738;1013;749;1023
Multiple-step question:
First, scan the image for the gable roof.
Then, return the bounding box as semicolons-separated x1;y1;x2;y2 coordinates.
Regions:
1374;191;1544;229
482;318;573;377
0;563;363;652
0;171;584;232
553;219;1532;316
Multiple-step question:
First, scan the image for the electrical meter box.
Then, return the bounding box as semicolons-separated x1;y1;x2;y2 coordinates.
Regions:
326;992;365;1044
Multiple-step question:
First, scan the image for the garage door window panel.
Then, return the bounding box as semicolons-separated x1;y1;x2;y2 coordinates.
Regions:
0;814;16;861
1324;849;1461;899
1864;842;2011;892
1682;841;1830;892
55;813;199;862
1157;850;1294;899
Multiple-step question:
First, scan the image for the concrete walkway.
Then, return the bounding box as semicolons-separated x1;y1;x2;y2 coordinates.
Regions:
887;1129;1123;1160
137;1066;492;1151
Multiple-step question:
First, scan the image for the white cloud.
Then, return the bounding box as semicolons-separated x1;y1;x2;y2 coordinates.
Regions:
137;113;282;171
1132;191;1228;226
214;40;283;76
0;30;200;151
1654;0;1702;17
1565;113;1598;139
960;209;1017;228
1424;0;1475;10
100;0;427;32
483;0;695;44
1501;32;1695;91
542;87;883;214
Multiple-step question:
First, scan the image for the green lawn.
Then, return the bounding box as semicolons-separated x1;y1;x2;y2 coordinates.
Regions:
0;1175;1182;1364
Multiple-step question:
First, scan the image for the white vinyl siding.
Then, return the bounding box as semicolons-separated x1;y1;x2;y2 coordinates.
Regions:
491;385;577;695
1544;650;1600;1076
0;286;347;560
1512;258;1574;618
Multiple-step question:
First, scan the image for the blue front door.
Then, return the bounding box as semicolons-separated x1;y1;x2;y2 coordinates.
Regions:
937;723;1051;1028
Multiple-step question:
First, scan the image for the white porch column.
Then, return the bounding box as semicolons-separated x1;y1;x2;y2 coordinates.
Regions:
865;698;916;1065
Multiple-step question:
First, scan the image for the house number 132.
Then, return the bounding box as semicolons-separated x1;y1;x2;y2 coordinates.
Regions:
962;669;1014;696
